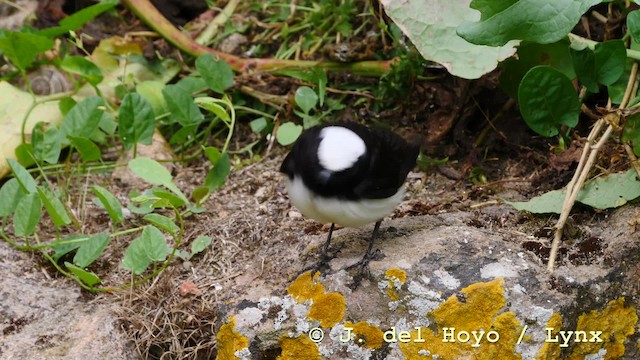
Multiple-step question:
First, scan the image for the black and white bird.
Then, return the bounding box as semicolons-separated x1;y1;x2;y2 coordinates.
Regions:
280;122;419;275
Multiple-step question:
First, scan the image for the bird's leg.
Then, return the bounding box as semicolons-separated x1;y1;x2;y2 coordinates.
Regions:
348;220;382;288
299;223;338;276
320;223;336;260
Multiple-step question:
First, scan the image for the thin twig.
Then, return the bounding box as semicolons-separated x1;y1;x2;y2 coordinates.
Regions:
547;63;638;271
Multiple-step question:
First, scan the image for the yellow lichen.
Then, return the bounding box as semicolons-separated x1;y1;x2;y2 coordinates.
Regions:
345;321;385;349
287;270;325;303
308;292;346;328
277;335;321;360
569;297;638;360
400;278;522;360
386;268;407;283
215;317;249;360
385;268;407;301
537;313;563;360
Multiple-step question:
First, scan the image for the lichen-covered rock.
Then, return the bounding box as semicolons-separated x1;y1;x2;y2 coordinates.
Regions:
215;211;639;359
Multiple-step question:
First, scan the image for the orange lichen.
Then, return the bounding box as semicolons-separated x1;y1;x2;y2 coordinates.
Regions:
287;270;325;303
568;297;637;360
537;313;563;360
308;292;346;328
277;335;321;360
215;317;249;360
385;268;407;301
344;321;385;349
400;278;522;360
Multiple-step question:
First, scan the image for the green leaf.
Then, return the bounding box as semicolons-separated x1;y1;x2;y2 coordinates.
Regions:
128;157;188;204
31;122;61;164
58;96;106;145
628;10;640;42
205;152;230;191
73;233;110;268
143;213;180;235
151;188;187;208
65;262;102;286
92;185;124;224
37;187;71;227
13;193;42;237
500;40;575;98
506;169;640;213
0;31;54;71
136;81;168;117
118;93;156;149
250;117;268;134
59;97;77;115
623;114;640;156
294;86;318;114
470;0;518;20
195;53;234;94
191;186;210;203
518;66;580;137
593;40;626;86
61;56;103;86
122;226;168;275
458;0;601;46
39;0;118;37
52;235;86;262
194;97;231;123
0;179;25;217
381;0;518;79
128;157;174;186
204;146;222;164
572;40;625;93
68;136;102;161
162;85;204;126
191;235;212;256
276;122;303;146
313;68;327;107
7;159;37;194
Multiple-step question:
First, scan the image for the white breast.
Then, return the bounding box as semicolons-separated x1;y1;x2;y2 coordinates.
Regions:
317;126;366;172
286;176;404;227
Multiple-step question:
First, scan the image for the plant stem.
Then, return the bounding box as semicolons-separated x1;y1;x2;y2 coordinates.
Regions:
121;0;394;76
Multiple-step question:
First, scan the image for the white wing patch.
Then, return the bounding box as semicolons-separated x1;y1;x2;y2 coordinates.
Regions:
317;126;366;172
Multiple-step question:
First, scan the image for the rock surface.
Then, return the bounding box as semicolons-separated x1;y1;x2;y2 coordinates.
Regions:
215;208;640;360
0;241;135;360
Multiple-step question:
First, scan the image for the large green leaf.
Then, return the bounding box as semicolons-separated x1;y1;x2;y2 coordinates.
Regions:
118;93;155;150
37;187;71;227
92;185;124;224
73;233;110;268
195;53;234;94
0;31;54;72
162;85;204;126
7;159;37;194
65;262;102;287
127;157;188;204
381;0;518;79
13;193;42;237
122;226;168;275
58;96;107;145
506;169;640;213
0;178;25;217
458;0;601;46
518;66;580;137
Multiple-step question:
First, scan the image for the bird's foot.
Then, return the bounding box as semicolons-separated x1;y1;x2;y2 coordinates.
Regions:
345;250;380;289
299;248;340;276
